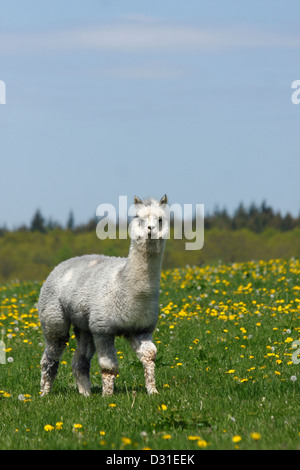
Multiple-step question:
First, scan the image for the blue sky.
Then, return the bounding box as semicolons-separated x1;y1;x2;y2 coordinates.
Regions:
0;0;300;228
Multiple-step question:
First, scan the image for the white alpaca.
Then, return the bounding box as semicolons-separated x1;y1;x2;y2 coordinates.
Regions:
38;195;168;397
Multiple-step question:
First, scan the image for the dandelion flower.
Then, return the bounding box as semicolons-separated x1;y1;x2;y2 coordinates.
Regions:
285;337;293;343
197;439;209;448
44;424;54;432
232;435;242;443
159;404;167;411
73;423;82;430
121;437;132;445
162;434;172;440
250;432;261;440
290;375;297;382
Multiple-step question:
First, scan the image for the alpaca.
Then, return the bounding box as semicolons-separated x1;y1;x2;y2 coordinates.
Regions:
38;195;168;397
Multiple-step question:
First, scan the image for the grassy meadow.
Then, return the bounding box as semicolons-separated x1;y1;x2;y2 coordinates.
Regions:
0;257;300;450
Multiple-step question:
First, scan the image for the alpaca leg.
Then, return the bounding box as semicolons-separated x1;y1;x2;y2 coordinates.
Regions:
130;333;158;395
40;336;69;396
93;334;118;396
72;328;95;397
39;298;70;396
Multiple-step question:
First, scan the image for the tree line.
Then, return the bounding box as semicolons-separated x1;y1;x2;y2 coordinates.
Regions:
0;201;299;236
205;201;300;233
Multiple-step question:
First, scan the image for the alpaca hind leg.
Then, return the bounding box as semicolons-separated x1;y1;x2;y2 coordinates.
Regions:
40;335;69;396
130;333;158;395
72;328;95;396
93;334;118;396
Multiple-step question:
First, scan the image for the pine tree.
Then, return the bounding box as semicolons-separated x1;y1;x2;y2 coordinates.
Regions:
30;209;46;233
66;211;75;231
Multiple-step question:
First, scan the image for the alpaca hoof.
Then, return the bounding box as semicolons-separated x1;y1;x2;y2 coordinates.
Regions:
79;389;92;397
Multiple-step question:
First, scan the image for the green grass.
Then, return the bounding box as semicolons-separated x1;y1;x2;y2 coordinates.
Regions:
1;258;300;450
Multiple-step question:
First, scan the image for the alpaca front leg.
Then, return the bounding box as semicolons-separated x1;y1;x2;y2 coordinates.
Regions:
130;334;158;395
93;334;118;396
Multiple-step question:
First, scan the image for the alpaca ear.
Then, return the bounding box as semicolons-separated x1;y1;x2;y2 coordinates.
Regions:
134;195;143;205
160;194;168;205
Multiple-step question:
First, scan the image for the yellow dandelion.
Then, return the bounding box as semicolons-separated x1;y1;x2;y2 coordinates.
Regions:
73;423;82;429
250;432;261;441
162;434;172;440
121;437;132;445
44;424;54;432
197;439;209;448
285;337;293;343
232;435;242;443
159;404;167;411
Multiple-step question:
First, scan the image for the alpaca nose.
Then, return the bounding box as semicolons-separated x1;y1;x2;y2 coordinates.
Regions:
148;224;156;238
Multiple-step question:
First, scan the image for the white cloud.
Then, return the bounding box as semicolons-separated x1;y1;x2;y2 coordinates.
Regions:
1;18;300;57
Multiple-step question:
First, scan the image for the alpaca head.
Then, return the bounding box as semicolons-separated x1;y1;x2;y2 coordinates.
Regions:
129;195;169;253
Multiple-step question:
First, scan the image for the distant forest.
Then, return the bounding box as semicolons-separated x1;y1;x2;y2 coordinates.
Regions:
1;200;299;235
0;200;300;282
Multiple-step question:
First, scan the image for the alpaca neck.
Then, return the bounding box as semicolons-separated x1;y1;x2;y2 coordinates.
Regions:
123;240;165;293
